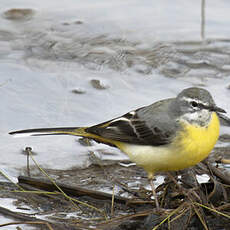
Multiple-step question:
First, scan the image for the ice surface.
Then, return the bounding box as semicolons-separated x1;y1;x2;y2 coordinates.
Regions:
196;174;210;184
0;0;229;178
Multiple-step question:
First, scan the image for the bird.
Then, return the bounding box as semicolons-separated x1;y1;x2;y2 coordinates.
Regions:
9;87;226;210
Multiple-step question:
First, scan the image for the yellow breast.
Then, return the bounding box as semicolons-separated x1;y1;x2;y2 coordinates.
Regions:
171;111;220;170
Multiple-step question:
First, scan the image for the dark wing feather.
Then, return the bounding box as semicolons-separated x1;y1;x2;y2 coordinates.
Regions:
86;100;178;146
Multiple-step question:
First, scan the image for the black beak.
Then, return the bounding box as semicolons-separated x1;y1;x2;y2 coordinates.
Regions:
206;105;226;113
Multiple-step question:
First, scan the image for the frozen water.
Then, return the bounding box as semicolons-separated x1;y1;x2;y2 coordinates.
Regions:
0;0;229;178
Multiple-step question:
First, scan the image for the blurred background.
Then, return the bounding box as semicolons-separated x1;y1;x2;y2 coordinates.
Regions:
0;0;230;213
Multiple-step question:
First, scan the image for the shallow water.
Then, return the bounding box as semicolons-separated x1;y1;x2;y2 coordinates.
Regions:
1;0;230;227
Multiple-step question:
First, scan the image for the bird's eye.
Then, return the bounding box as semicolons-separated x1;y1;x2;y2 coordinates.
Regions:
191;101;198;107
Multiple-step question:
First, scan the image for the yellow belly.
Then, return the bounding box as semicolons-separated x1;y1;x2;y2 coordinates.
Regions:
170;112;220;170
116;112;220;175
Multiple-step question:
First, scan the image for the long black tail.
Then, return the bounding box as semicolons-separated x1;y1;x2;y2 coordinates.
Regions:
9;127;87;137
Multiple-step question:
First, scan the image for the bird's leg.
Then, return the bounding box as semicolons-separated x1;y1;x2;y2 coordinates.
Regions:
148;173;160;210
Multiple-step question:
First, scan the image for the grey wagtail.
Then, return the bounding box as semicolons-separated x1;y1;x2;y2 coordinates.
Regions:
9;87;226;209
